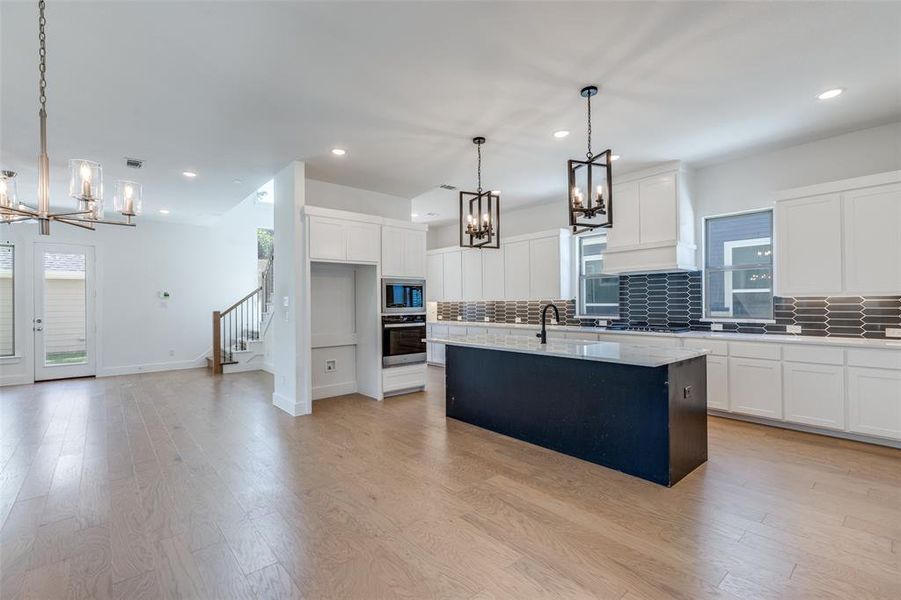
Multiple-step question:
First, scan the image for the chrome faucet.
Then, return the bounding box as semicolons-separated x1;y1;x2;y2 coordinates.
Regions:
536;303;560;344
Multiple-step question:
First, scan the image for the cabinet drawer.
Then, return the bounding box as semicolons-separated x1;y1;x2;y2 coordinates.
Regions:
782;345;844;365
466;327;486;336
729;341;782;360
383;364;426;394
847;348;901;370
683;338;728;356
448;326;467;336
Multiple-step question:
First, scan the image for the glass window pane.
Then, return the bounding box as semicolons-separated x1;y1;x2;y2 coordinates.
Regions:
0;245;12;356
705;211;773;268
584;257;605;275
43;252;87;366
732;290;774;319
732;244;772;267
732;268;772;290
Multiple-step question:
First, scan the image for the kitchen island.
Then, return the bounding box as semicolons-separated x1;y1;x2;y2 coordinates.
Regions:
427;333;709;486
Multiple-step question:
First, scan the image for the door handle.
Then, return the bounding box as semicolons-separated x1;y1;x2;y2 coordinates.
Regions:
34;318;42;323
33;326;43;332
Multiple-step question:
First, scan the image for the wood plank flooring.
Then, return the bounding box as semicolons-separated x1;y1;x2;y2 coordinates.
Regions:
1;366;899;599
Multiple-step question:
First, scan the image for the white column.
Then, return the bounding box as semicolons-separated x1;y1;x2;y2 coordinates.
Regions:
271;161;312;416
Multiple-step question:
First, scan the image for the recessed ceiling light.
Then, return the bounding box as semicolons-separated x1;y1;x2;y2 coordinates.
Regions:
159;209;170;214
610;154;620;161
553;130;570;139
331;148;346;156
182;171;197;178
233;178;242;184
817;88;844;100
411;212;419;217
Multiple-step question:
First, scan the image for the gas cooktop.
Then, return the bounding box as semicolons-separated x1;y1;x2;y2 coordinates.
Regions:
606;323;691;333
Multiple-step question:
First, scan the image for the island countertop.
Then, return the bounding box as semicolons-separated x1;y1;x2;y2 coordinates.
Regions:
426;333;708;368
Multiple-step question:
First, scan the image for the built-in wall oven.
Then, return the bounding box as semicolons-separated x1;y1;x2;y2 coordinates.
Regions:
382;314;427;367
382;278;425;314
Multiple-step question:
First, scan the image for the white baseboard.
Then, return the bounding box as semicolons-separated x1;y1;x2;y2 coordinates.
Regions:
96;357;207;378
272;392;311;417
0;374;33;387
261;361;274;374
312;381;356;401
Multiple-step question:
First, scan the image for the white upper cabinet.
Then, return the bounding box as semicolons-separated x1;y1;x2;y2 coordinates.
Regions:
775;193;844;296
309;216;380;263
443;250;463;301
504;240;531;300
607;181;640;247
603;163;696;274
461;249;483;300
637;174;678;244
843;183;901;295
382;226;427;278
529;236;561;299
426;253;443;302
481;245;505;300
774;171;901;297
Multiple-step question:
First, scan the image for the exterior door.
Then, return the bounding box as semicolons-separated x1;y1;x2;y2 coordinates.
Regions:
33;243;95;380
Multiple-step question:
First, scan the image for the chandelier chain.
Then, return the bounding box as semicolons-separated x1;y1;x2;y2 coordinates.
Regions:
477;141;482;193
586;93;592;159
38;0;47;112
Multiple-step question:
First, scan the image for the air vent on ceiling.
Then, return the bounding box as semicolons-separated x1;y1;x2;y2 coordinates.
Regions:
439;184;457;190
125;157;144;169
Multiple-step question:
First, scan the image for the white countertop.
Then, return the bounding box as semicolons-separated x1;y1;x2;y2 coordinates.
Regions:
426;333;708;368
428;319;901;350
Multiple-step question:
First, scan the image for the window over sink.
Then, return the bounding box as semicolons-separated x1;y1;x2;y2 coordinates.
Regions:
704;210;774;321
576;234;619;317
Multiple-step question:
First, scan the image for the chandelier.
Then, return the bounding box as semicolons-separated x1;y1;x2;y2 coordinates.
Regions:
459;137;500;249
0;0;142;235
568;85;613;233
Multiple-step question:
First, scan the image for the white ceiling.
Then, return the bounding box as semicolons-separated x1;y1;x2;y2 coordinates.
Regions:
2;1;899;225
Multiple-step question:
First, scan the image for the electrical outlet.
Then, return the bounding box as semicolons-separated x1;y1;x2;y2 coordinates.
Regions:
886;327;901;338
325;360;336;372
515;317;522;323
786;324;802;334
437;315;443;320
597;320;608;327
456;316;462;321
483;316;490;322
710;323;723;331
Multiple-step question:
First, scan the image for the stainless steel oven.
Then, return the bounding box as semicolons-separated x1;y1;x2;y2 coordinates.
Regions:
382;278;425;314
382;314;427;367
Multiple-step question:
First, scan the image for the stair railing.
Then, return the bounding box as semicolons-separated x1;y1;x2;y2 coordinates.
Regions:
211;254;273;374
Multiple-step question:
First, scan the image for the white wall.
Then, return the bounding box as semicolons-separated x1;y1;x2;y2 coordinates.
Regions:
306;179;412;221
692;121;901;227
0;217;258;385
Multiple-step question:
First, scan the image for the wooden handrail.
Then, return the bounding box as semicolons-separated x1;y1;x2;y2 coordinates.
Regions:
221;286;262;316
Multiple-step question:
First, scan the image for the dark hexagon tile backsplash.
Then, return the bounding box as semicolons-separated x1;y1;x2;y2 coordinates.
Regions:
435;271;901;339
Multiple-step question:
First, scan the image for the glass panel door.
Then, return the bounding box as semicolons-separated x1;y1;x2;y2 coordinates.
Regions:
34;243;95;380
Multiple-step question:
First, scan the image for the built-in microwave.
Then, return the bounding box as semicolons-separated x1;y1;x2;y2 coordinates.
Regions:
381;278;425;314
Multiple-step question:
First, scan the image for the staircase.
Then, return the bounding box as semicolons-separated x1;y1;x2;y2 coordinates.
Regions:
209;255;274;374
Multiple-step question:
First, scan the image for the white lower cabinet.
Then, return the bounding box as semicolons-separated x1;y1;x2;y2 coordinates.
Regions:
706;355;729;411
382;364;426;396
847;367;901;440
783;362;845;430
728;357;782;418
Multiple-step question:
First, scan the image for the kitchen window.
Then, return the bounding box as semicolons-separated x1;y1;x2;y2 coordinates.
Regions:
704;210;774;321
0;244;13;356
576;234;619;317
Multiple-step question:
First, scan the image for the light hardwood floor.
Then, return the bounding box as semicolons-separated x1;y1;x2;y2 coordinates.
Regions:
1;366;899;599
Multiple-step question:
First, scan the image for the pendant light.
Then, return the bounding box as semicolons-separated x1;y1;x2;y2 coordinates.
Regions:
459;137;500;249
0;0;142;235
568;85;613;233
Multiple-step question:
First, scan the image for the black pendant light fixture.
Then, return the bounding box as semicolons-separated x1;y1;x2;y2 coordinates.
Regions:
459;137;500;249
568;85;613;233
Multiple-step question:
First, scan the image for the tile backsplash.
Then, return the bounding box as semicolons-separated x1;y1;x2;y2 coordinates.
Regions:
436;271;901;339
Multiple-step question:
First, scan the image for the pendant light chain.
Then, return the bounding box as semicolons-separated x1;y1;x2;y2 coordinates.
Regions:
476;141;482;193
38;0;47;114
586;92;592;159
